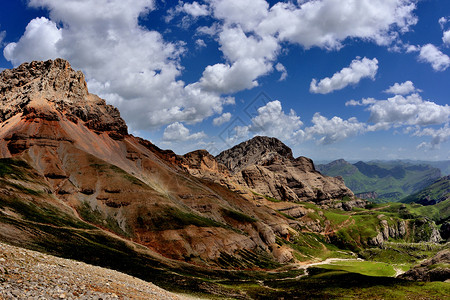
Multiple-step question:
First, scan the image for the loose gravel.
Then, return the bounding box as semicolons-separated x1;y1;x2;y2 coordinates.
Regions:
0;242;195;299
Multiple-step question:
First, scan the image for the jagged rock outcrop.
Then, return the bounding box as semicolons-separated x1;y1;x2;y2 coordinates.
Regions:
355;191;379;200
217;136;295;173
398;249;450;282
369;217;441;246
216;136;354;203
369;219;407;246
0;59;127;138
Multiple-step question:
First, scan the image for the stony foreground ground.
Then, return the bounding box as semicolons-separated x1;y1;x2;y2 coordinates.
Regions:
0;242;194;299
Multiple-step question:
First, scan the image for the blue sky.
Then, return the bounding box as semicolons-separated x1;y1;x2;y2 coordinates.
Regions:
1;0;449;161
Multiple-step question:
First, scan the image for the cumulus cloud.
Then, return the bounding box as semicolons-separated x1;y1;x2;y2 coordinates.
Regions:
179;1;209;17
418;44;450;71
257;0;418;50
310;57;378;94
198;59;273;94
162;122;206;142
211;0;269;32
305;113;366;144
3;17;62;66
384;80;421;95
275;63;287;81
345;98;377;106
405;44;419;53
439;17;449;30
196;25;279;93
443;30;450;46
213;112;232;126
367;94;450;127
414;125;450;149
195;39;206;48
166;1;210;26
227;100;303;143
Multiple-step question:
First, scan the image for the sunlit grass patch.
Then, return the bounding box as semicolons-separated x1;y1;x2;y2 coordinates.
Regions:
316;259;397;277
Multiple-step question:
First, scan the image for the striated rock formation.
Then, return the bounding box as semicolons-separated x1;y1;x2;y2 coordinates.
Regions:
0;59;127;139
216;136;354;203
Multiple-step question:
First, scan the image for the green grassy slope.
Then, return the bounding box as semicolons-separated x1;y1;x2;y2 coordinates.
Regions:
402;176;450;206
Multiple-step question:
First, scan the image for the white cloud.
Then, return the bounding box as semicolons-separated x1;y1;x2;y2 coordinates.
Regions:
227;100;303;143
4;0;234;131
211;0;269;32
345;98;377;106
257;0;418;50
418;44;450;71
414;125;450;149
197;23;220;36
439;17;449;30
384;80;421;95
3;17;62;66
405;44;419;53
180;1;209;18
275;62;287;81
195;39;206;48
162;122;206;142
249;100;303;139
367;94;450;127
213;112;232;126
443;30;450;46
310;57;378;94
305;113;366;144
166;1;210;26
198;59;273;94
196;25;279;94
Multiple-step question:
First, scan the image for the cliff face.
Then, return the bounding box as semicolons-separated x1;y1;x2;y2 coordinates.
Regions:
216;136;354;202
0;59;127;138
368;217;441;246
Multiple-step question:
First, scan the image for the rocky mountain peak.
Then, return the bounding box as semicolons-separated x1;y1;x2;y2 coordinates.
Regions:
0;58;127;136
329;159;350;166
216;136;294;173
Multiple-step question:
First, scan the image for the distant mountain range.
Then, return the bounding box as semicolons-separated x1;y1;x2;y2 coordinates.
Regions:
316;159;450;176
317;159;442;202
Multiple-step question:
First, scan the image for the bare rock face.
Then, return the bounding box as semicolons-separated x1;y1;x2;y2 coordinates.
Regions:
0;59;127;137
399;249;450;282
216;136;294;173
216;136;354;202
182;150;230;179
